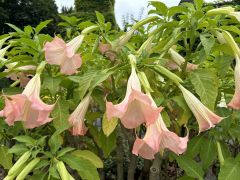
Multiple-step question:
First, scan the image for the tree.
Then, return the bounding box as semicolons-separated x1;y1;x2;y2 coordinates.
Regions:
74;0;115;24
0;0;58;34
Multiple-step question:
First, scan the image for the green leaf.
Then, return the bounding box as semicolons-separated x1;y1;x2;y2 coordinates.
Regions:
189;69;219;110
95;11;105;24
48;133;63;154
168;6;188;17
161;111;171;127
6;23;24;34
176;155;204;180
8;144;28;155
200;138;217;170
13;135;36;145
69;69;113;100
52;99;70;132
0;146;13;169
57;147;75;158
42;76;61;95
219;158;240;180
89;125;116;157
72;150;103;168
185;135;204;158
194;0;203;11
61;154;100;180
200;34;215;55
171;96;192;126
35;20;52;34
149;1;168;16
102;113;118;136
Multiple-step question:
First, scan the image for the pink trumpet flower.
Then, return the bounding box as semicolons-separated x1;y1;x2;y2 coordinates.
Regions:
179;85;223;133
132;96;188;160
106;66;162;129
44;36;83;75
0;73;55;129
168;48;198;72
228;55;240;109
68;94;91;136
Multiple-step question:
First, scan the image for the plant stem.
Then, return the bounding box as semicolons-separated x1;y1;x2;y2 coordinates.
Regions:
116;126;124;180
149;154;162;180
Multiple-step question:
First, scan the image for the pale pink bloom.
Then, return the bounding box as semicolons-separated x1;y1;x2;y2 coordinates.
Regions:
0;73;54;128
106;67;162;129
68;94;90;136
179;85;223;133
228;56;240;109
132;96;188;159
9;72;31;87
44;36;82;75
168;48;198;72
166;60;198;72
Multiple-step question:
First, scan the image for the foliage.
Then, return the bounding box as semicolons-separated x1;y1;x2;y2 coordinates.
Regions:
0;0;58;35
74;0;115;25
1;0;240;179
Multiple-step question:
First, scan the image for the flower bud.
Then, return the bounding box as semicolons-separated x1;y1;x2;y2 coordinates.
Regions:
16;158;40;180
56;161;69;180
8;151;31;176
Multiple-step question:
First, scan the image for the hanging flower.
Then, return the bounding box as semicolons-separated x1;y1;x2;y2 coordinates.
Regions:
132;95;188;159
0;73;54;129
178;85;223;133
106;57;162;129
44;35;83;75
168;48;198;72
228;55;240;109
68;94;91;136
207;7;240;22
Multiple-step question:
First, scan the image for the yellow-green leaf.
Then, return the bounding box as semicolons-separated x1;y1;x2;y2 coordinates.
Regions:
72;150;103;168
102;113;118;137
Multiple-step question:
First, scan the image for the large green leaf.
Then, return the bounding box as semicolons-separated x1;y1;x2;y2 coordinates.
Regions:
42;76;61;95
72;150;103;168
69;69;113;100
190;69;219;110
171;96;192;126
218;158;240;180
176;155;204;180
13;135;36;145
194;0;203;11
35;20;52;34
52;99;70;132
48;133;63;154
200;34;215;55
200;138;217;170
185;135;204;158
0;146;13;169
102;113;118;136
89;125;116;157
61;154;100;180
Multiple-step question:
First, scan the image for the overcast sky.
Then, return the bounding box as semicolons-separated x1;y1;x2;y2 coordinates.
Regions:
55;0;218;29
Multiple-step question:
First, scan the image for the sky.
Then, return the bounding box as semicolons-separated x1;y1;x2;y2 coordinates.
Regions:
55;0;218;29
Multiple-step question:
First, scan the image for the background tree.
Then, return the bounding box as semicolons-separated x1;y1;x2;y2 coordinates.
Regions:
74;0;115;25
0;0;58;34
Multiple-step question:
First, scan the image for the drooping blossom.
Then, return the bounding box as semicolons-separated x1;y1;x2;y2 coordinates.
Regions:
168;48;198;72
68;94;91;136
178;85;223;133
206;7;240;22
0;73;54;129
106;59;162;129
44;35;83;75
228;55;240;109
6;65;36;88
98;43;116;61
132;95;188;159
